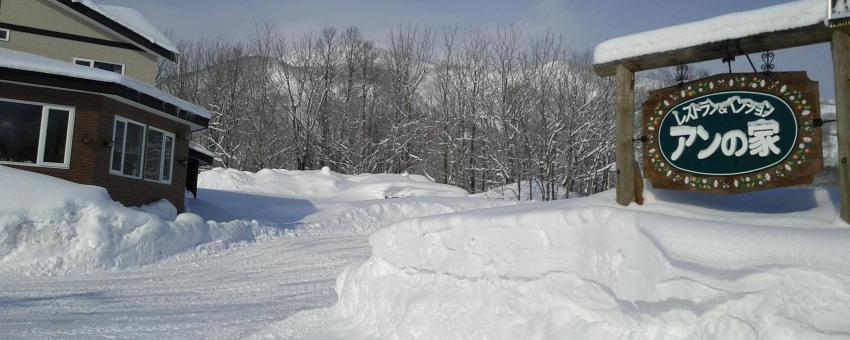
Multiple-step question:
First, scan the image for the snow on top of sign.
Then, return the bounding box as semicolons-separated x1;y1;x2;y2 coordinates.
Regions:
0;47;211;121
71;0;179;55
594;0;827;65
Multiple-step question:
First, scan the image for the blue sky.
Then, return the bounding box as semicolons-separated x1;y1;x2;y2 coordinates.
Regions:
99;0;835;99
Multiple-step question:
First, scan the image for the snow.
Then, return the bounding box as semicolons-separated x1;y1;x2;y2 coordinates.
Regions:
0;166;512;338
472;179;573;201
3;162;850;339
278;186;850;340
594;0;827;65
198;167;469;203
0;47;212;121
71;0;179;55
189;142;216;158
0;165;275;275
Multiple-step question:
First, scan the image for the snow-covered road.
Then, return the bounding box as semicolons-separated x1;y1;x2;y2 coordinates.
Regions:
0;168;513;339
0;232;368;339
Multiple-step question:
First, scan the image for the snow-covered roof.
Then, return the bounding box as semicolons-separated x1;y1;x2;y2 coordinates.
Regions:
189;143;215;158
0;47;210;129
66;0;179;61
594;0;828;66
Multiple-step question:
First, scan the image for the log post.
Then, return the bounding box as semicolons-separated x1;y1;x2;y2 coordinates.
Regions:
615;64;639;206
832;29;850;223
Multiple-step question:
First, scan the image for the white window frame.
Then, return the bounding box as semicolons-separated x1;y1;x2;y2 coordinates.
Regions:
0;98;75;169
110;115;146;179
72;57;126;75
0;28;9;42
143;126;175;185
110;115;175;185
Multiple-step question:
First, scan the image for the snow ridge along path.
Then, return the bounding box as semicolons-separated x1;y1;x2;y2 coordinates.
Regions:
271;188;850;340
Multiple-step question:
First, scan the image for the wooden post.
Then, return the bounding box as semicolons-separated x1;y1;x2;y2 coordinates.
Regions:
832;29;850;223
615;64;639;206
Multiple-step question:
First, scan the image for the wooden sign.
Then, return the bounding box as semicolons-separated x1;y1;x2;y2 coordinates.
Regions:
642;72;823;193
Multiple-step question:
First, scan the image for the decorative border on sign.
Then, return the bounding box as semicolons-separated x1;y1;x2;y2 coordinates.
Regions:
643;72;822;193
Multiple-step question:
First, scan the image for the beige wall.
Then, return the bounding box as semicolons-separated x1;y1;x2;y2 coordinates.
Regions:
0;0;158;84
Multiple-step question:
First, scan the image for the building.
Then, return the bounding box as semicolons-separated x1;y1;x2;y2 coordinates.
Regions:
0;0;212;212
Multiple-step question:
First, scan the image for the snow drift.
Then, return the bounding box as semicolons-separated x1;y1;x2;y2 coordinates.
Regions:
330;188;850;340
0;166;274;275
198;167;468;201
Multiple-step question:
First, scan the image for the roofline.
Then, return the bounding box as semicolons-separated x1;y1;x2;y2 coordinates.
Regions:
0;66;209;131
53;0;179;63
188;147;214;164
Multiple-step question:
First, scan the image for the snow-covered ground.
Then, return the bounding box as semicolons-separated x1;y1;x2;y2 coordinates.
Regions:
277;187;850;340
0;166;513;338
2;165;849;339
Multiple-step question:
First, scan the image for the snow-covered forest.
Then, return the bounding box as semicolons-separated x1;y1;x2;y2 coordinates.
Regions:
157;26;622;200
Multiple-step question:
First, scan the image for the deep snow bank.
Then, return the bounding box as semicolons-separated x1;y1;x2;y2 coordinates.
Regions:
0;166;275;275
332;189;850;340
298;197;519;236
199;167;468;200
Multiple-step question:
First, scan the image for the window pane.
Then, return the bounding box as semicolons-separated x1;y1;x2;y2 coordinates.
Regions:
123;122;144;177
162;136;173;182
0;29;8;41
75;59;92;67
93;61;123;74
144;129;163;181
0;101;42;164
111;121;125;171
43;109;70;164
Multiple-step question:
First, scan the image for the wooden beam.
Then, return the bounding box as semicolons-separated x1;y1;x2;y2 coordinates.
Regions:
832;29;850;223
615;64;639;206
595;24;832;77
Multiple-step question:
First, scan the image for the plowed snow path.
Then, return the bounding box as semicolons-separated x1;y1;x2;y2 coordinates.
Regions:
0;233;369;339
0;190;514;339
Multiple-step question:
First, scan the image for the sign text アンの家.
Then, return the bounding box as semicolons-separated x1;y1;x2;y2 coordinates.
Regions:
642;72;823;193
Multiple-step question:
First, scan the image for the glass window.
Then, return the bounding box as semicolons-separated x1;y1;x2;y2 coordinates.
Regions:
111;120;125;172
144;129;163;181
42;109;70;164
74;58;124;75
111;117;175;183
0;29;9;41
162;136;174;182
93;61;124;74
122;121;145;177
0;100;73;167
0;101;42;164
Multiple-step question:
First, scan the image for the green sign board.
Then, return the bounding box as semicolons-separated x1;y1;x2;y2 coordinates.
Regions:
657;91;797;176
643;72;823;193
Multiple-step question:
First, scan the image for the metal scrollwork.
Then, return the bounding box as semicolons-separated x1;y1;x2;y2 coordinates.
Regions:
675;64;689;84
760;51;775;73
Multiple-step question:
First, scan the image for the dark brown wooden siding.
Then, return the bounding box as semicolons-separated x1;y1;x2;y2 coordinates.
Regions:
1;82;190;212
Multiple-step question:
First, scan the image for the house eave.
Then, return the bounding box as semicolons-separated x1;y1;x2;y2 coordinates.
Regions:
0;66;209;131
53;0;179;62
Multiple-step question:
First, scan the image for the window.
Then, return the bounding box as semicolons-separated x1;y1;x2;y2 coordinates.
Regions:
110;116;174;184
73;58;125;75
110;117;145;178
0;99;75;168
143;127;175;184
0;28;9;42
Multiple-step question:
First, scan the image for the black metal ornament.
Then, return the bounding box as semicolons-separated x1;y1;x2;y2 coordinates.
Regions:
722;56;735;74
675;64;689;84
760;51;775;73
